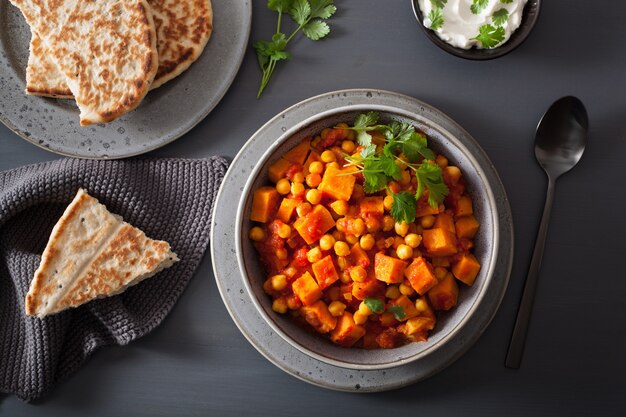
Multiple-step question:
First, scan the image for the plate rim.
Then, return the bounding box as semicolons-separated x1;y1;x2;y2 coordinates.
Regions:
0;0;252;159
211;88;514;391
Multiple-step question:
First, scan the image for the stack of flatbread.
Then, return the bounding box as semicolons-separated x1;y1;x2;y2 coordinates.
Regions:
25;189;179;318
9;0;213;126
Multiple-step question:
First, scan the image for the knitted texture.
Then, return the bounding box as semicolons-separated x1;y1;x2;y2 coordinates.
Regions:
0;157;228;401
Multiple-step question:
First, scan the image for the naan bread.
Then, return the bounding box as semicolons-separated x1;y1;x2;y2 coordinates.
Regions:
10;0;158;125
25;189;179;318
22;0;213;98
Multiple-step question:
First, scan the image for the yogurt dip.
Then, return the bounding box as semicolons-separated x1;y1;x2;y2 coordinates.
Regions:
418;0;528;50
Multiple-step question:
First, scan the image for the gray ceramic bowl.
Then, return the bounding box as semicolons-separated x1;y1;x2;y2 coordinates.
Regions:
411;0;541;60
229;89;513;372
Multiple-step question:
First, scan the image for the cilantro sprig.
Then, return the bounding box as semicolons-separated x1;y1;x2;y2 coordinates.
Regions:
492;8;509;26
388;305;406;321
470;0;489;14
364;297;385;314
254;0;336;98
472;24;505;48
343;112;449;225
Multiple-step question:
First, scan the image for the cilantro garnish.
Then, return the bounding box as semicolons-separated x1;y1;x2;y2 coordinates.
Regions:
472;24;505;48
343;112;449;224
254;0;336;98
430;0;447;8
492;8;509;26
428;8;444;31
470;0;489;14
364;297;385;314
388;305;406;321
501;0;513;4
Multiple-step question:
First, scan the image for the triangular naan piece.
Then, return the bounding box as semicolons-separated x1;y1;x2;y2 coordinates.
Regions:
25;189;179;318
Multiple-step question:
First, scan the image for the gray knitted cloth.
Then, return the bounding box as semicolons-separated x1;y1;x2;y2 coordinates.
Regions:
0;157;228;401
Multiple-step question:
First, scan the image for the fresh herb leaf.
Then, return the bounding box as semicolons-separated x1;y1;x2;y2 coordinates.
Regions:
288;0;310;25
364;297;385;314
428;7;444;31
363;169;388;194
430;0;447;8
378;156;403;181
255;0;336;98
309;0;337;19
388;305;406;321
492;8;509;26
303;20;330;40
472;24;505;48
401;132;435;162
360;144;377;159
414;162;448;209
501;0;513;4
353;111;380;146
470;0;489;14
390;191;417;225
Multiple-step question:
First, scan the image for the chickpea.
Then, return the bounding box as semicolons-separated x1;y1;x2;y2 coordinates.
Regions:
334;241;351;257
420;215;436;229
321;150;336;163
309;161;324;174
350;266;367;282
395;221;409;237
385;285;401;300
332;230;345;242
275;248;288;260
277;223;291;239
383;195;393;211
249;227;266;241
399;282;414;296
292;172;305;183
382;215;395;232
357;301;373;316
283;267;298;278
291;182;305;196
319;234;336;251
353;311;368;325
307;247;323;263
296;202;312;217
352;218;366;236
272;298;288;314
336;217;347;232
396;244;413;260
276;179;291;195
359;234;375;251
445;166;462;183
364;216;381;233
270;274;287;291
305;173;322;188
330;200;348;216
436;155;448;168
328;301;347;317
415;298;428;312
345;234;358;245
404;233;422;248
341;140;356;153
306;189;322;205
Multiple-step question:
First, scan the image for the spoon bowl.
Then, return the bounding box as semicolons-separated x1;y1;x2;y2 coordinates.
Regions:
505;96;589;369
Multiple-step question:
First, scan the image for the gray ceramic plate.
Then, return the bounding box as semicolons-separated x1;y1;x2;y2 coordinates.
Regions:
0;0;251;159
211;89;514;391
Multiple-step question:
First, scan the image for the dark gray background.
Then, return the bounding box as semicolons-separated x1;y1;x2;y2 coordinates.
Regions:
1;0;625;415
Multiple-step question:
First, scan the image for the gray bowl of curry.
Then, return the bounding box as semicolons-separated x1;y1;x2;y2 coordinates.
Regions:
214;89;513;377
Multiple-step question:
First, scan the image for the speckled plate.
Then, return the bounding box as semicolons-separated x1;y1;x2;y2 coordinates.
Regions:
0;0;251;159
211;89;514;391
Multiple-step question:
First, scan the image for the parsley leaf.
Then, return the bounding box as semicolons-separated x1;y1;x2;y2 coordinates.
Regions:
390;191;417;225
288;0;310;25
472;24;505;48
303;20;330;40
492;8;509;26
428;8;444;31
309;0;337;19
378;155;403;181
415;162;448;209
364;297;385;314
268;0;294;13
388;305;406;321
470;0;489;14
430;0;447;8
353;111;380;146
403;132;435;162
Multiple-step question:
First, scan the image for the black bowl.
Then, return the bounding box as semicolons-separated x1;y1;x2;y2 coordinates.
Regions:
411;0;541;60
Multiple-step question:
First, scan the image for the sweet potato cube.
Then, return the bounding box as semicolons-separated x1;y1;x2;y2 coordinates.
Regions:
293;205;335;244
416;201;442;218
250;187;280;223
352;278;385;301
422;228;458;256
431;257;451;267
301;300;337;334
404;316;436;336
276;198;299;223
350;243;370;268
455;215;480;239
428;273;459;311
268;158;293;183
312;255;339;289
404;256;439;295
292;271;322;306
452;254;481;286
434;212;455;233
330;312;366;347
388;295;419;321
303;151;321;175
374;252;407;284
359;197;384;215
455;195;474;217
318;164;356;202
283;139;311;165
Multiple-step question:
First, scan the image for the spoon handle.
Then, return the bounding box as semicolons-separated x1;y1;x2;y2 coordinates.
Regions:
505;177;556;369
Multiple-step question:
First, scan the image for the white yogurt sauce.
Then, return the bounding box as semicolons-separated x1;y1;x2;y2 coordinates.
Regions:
418;0;528;49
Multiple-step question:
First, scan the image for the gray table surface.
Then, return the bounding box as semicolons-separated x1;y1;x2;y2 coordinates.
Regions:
1;0;625;415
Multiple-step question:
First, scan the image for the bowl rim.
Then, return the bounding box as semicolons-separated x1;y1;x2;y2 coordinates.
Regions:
232;90;508;370
411;0;542;60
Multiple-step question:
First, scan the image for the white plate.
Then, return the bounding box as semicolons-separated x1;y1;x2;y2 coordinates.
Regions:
0;0;251;159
